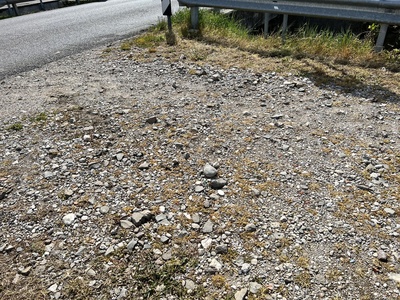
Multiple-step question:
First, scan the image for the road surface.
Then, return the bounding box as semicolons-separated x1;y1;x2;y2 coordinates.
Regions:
0;0;179;78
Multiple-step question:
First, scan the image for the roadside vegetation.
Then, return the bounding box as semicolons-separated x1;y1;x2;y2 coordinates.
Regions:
119;8;399;97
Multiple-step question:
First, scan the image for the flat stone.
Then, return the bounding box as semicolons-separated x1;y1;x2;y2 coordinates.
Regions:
202;219;214;233
127;239;138;251
131;210;153;226
120;220;134;229
162;250;172;261
44;171;54;179
235;288;248;300
249;282;262;294
146;116;158;124
384;207;396;215
138;162;150;170
18;266;32;276
48;283;58;293
209;258;223;271
215;244;228;254
194;185;204;193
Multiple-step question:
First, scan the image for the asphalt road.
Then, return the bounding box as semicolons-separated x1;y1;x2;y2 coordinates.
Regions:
0;0;179;78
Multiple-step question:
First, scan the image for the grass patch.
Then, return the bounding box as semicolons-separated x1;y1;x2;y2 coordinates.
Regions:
168;9;399;71
7;123;23;131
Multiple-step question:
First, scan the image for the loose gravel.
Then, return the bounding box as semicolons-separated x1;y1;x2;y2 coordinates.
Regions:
1;40;400;300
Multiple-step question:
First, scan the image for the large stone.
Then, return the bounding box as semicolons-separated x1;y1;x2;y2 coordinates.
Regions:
210;179;227;189
203;164;218;178
131;210;153;226
62;213;76;225
202;219;214;233
235;288;248;300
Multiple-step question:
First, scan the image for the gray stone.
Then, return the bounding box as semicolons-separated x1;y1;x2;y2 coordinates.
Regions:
210;178;227;189
127;239;138;251
105;245;115;256
215;244;228;254
162;250;172;261
377;250;388;262
146;116;158;124
192;213;200;223
18;266;32;276
195;185;204;193
160;235;170;243
249;282;262;294
120;220;134;229
209;258;223;270
155;214;167;223
64;189;74;198
48;283;58;293
131;210;153;226
62;213;76;225
202;219;214;233
100;206;110;214
185;279;197;291
203;164;218;178
241;263;251;274
384;207;396;215
235;288;248;300
138;162;150;170
245;223;257;232
44;171;54;179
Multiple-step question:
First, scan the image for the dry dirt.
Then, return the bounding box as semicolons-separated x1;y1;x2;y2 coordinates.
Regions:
1;36;400;300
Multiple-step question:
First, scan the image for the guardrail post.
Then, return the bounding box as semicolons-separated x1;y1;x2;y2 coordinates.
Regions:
374;23;388;52
281;14;288;43
190;7;199;29
264;13;270;37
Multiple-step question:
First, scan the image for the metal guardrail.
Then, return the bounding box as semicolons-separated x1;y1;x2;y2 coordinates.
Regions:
178;0;400;50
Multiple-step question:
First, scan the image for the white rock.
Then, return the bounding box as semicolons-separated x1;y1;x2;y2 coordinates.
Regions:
62;213;76;225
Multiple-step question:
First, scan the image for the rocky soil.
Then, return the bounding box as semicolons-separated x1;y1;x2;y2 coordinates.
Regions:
1;39;400;300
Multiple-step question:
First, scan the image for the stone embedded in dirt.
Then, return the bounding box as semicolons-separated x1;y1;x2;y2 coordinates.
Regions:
377;250;388;262
201;237;212;249
209;258;223;271
145;116;158;124
138;162;150;170
210;178;227;189
235;288;248;300
215;244;228;254
185;279;197;291
202;219;214;233
18;266;32;276
62;213;76;225
131;210;153;226
120;219;134;229
44;171;54;179
203;164;218;178
127;239;138;251
249;281;262;293
194;185;204;193
245;223;257;232
384;207;396;215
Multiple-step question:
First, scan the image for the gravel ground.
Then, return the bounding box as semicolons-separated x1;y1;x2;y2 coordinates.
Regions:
1;40;400;300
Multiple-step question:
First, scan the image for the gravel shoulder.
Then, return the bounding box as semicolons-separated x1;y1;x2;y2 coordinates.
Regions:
1;38;400;300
